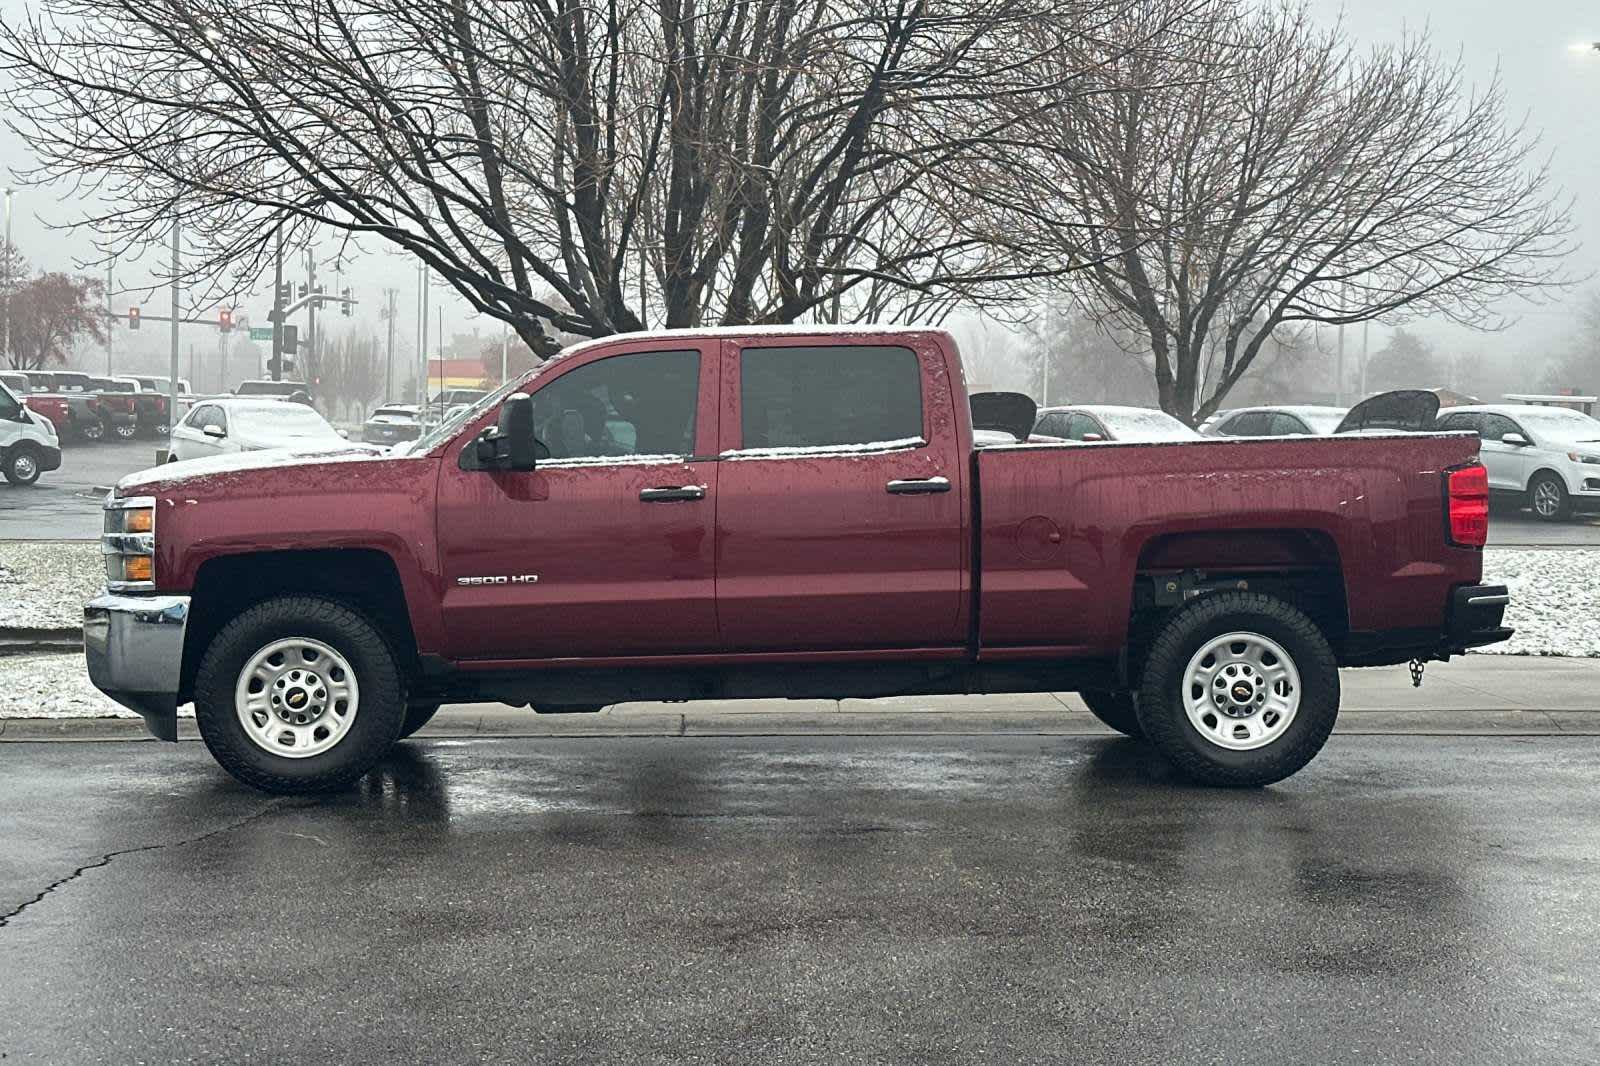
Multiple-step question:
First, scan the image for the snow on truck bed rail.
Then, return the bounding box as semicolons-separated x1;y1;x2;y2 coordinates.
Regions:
722;437;926;460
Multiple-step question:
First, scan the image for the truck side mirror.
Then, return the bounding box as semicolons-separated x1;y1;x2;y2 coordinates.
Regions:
474;393;538;471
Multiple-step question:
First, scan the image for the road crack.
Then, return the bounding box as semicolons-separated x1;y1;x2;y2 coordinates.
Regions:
0;802;284;931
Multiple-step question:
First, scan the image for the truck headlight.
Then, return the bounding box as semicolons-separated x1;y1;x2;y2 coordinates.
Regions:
103;496;156;589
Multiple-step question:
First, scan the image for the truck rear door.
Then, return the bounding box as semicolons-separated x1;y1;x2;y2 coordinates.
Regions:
713;335;968;651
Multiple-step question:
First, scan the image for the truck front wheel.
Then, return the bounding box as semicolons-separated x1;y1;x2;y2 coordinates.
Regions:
1136;592;1338;787
1079;689;1143;739
194;596;406;793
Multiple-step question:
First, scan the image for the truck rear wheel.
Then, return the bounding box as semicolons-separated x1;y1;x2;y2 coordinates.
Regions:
194;596;406;794
1079;689;1143;738
1136;592;1338;787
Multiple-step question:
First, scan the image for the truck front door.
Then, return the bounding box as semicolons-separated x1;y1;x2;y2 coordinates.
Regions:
713;338;967;651
435;343;720;660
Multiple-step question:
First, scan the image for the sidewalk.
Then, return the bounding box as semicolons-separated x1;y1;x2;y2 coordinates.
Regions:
4;654;1598;741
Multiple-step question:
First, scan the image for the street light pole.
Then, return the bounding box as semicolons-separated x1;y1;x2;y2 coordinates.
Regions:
3;188;12;368
105;264;114;375
169;219;180;435
271;225;284;382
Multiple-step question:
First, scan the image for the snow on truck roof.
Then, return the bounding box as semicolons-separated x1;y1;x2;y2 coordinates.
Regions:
559;324;949;360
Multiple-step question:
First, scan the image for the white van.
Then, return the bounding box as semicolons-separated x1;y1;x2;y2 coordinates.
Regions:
0;379;62;485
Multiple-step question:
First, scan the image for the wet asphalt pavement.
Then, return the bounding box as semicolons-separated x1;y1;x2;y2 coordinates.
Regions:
2;734;1598;1064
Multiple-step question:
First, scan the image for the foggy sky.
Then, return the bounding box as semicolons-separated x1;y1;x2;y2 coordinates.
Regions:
0;0;1594;375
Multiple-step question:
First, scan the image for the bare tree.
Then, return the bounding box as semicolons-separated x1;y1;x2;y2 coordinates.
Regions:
7;272;106;371
976;0;1575;422
0;0;1146;356
313;328;384;418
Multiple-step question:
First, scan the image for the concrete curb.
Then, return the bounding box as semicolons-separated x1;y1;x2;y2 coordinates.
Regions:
4;706;1598;741
0;627;84;655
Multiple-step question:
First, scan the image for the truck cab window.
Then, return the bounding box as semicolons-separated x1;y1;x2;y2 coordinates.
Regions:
530;349;699;460
740;345;922;449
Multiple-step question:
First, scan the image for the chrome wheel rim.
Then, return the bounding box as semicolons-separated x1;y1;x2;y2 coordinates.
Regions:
234;637;359;758
1533;480;1561;517
12;454;36;479
114;423;136;438
1182;631;1300;751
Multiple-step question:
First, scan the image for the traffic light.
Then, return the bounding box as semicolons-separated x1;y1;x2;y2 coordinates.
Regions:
340;288;351;316
277;282;293;304
281;324;299;353
312;284;324;309
297;283;308;300
219;308;233;333
128;307;141;330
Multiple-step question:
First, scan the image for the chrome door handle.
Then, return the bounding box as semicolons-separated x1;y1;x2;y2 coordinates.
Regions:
886;476;951;495
640;485;706;502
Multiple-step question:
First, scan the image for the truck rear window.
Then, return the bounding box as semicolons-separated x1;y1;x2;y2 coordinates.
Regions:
740;345;922;450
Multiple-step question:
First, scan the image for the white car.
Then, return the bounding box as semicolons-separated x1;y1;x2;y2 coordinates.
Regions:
1201;405;1348;437
168;398;370;463
1434;404;1600;521
1034;404;1201;443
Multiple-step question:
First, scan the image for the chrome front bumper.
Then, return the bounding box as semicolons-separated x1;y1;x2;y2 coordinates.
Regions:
84;592;190;741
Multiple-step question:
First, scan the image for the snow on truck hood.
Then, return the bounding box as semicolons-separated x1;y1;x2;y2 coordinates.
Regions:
116;445;399;494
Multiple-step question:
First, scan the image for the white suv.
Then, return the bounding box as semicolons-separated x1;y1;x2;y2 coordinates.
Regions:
1435;404;1600;521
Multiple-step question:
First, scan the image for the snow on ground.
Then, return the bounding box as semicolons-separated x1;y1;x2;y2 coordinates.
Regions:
0;653;136;718
0;541;102;630
1478;549;1600;658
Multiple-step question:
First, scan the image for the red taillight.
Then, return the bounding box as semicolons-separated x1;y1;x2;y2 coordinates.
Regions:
1447;465;1489;547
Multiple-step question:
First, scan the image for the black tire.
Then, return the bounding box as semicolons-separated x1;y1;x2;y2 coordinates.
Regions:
399;700;441;739
1080;689;1143;738
194;595;407;794
1135;592;1338;787
1528;472;1570;522
3;445;42;486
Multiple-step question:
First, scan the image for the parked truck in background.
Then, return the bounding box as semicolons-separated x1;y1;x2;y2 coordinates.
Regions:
85;327;1510;794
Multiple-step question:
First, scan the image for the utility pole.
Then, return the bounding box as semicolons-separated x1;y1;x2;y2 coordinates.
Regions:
3;188;11;368
1359;320;1369;399
418;261;430;418
271;226;284;382
105;264;114;375
1334;282;1347;407
500;322;508;386
169;219;180;435
305;248;317;385
383;288;397;400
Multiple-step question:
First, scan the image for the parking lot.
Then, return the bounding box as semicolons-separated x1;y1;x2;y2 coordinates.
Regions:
1;733;1596;1063
0;439;164;540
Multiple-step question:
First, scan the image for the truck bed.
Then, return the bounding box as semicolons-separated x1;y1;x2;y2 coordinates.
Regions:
975;432;1487;658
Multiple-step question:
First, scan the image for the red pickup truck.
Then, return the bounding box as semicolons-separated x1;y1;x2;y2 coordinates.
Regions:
85;327;1510;794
